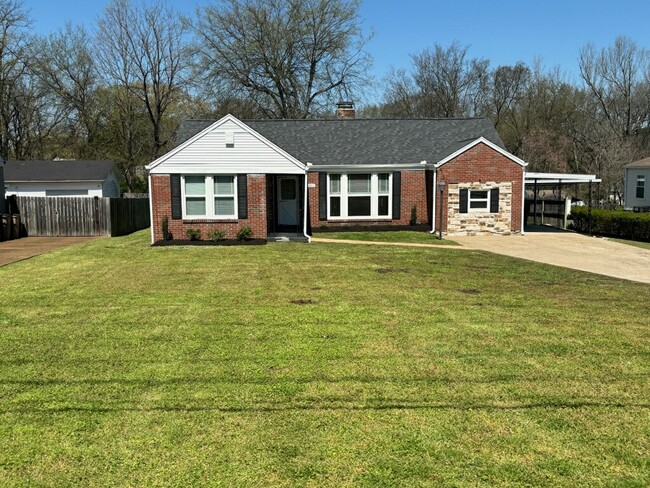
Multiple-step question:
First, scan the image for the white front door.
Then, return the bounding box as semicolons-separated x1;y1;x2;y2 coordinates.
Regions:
278;176;298;226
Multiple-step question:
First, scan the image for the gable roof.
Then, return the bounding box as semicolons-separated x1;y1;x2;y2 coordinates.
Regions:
5;160;116;182
176;117;505;167
435;137;527;168
625;156;650;168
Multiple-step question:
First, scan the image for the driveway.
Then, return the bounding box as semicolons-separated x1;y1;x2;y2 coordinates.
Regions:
0;237;99;267
452;228;650;284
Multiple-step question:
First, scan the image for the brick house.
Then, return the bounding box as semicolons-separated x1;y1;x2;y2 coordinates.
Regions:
146;110;526;243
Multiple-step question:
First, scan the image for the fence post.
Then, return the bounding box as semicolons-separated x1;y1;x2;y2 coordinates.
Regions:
564;196;571;229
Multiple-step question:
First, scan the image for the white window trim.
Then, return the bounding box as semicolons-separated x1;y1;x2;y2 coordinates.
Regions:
637;175;646;199
181;175;238;219
467;188;491;212
327;172;392;220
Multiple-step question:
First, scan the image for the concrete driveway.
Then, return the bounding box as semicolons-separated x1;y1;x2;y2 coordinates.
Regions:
452;227;650;284
0;237;98;267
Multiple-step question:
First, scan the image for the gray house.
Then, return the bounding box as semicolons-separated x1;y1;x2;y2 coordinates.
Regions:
624;157;650;210
4;160;120;198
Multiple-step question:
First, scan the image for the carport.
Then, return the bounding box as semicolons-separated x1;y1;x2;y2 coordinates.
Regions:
524;172;601;233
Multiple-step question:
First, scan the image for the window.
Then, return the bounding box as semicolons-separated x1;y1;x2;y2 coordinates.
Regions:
328;173;391;219
637;175;645;199
468;190;489;210
182;175;237;218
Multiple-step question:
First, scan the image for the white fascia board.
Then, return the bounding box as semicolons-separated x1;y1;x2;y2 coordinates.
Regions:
310;163;427;171
526;178;602;184
146;114;307;173
434;137;528;168
525;172;598;181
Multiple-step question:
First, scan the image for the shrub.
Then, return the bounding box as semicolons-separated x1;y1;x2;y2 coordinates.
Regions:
161;216;169;241
208;229;226;241
236;226;253;240
410;205;417;225
570;207;650;242
186;228;201;241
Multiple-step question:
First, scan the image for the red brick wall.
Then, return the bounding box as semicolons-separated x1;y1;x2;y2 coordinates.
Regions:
150;174;268;242
308;170;430;227
436;143;524;232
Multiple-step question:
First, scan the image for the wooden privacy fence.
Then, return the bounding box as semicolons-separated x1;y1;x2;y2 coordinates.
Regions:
524;197;572;229
14;196;150;237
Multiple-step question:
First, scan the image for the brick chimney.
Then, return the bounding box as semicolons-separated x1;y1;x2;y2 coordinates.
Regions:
336;101;355;119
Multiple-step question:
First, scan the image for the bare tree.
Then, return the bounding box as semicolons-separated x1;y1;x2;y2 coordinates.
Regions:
194;0;371;119
0;0;30;159
97;0;189;159
381;42;489;118
30;24;100;158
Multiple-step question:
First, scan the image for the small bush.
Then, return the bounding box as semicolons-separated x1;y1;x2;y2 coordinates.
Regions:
410;205;417;225
161;216;169;240
186;228;202;241
571;207;650;242
236;226;253;240
208;229;226;241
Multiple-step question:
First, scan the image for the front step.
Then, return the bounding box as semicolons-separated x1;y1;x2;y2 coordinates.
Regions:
267;233;309;243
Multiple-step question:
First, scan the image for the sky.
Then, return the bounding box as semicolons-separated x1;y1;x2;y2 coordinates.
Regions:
25;0;650;102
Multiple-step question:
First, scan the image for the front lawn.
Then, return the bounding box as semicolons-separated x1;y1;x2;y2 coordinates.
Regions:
313;229;459;245
0;230;648;486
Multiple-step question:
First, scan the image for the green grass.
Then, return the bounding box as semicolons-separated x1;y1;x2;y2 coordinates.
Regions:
314;230;459;245
606;237;650;250
0;230;649;486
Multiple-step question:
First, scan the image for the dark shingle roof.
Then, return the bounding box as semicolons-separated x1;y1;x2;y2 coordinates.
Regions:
5;160;116;182
176;118;505;166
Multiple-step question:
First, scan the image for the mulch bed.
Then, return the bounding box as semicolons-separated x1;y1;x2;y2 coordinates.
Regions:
152;239;267;247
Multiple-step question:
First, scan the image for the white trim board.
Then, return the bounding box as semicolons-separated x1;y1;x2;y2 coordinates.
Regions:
434;137;528;168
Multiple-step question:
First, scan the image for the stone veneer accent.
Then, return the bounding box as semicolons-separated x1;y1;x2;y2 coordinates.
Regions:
447;182;513;235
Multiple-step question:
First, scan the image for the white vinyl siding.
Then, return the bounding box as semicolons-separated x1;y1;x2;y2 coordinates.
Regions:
150;119;304;175
327;173;391;219
181;175;237;219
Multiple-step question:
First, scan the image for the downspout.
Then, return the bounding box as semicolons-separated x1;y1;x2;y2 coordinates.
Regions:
303;164;311;242
520;170;526;236
430;167;437;234
148;172;155;244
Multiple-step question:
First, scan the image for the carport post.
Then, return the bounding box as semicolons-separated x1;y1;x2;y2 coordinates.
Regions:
589;180;592;235
533;178;539;225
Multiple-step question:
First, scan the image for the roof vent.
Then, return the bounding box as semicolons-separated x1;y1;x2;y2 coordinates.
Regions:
336;101;355;119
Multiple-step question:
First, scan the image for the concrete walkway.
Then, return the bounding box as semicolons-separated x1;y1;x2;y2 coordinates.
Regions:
311;237;463;249
453;230;650;284
0;237;98;267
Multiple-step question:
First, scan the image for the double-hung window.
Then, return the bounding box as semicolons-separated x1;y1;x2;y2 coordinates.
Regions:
637;175;646;199
182;175;237;218
468;190;490;210
328;173;391;219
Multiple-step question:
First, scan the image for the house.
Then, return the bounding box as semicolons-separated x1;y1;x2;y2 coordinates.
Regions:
0;156;5;213
146;107;527;243
4;160;120;198
624;157;650;211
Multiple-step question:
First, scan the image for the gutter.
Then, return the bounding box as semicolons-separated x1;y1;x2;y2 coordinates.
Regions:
430;168;437;234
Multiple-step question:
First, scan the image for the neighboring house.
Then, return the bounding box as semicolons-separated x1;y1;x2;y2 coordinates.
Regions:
146;109;527;243
0;156;5;213
624;157;650;210
4;160;120;198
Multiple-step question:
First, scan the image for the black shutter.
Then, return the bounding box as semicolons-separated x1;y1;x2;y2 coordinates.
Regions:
459;188;468;214
170;174;181;219
237;174;248;219
392;171;401;220
490;188;499;213
318;172;327;221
